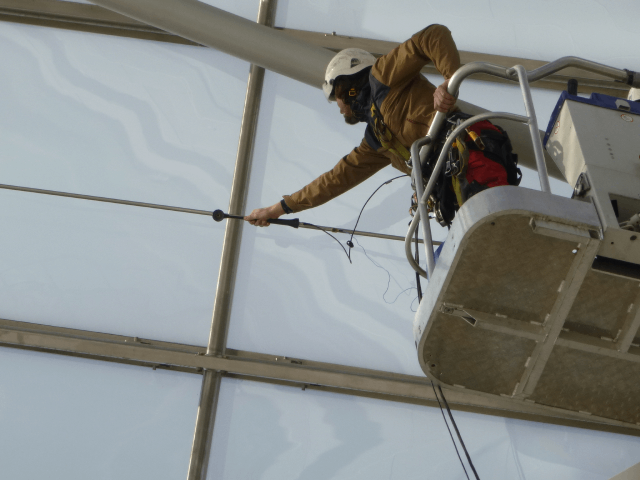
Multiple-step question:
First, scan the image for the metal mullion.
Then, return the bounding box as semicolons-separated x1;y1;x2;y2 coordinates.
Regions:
2;320;640;435
186;1;277;478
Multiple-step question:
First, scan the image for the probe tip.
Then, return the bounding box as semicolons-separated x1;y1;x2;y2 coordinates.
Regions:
212;209;226;222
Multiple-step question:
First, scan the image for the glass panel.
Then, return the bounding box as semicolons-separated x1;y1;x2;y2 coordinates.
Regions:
209;378;640;480
0;189;221;345
0;22;248;210
275;0;640;68
0;347;201;480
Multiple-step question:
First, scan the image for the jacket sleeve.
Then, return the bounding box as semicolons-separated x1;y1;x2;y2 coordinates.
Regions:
372;24;460;88
283;139;390;213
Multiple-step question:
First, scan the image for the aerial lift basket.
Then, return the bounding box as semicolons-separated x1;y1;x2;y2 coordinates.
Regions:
411;61;640;430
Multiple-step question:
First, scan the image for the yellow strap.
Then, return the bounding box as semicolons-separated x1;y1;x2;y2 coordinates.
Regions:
451;138;470;206
370;103;411;161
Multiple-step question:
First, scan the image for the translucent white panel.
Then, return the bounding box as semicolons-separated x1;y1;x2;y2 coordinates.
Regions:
0;22;248;210
209;378;640;480
0;348;201;480
231;228;423;375
0;189;221;344
275;0;640;68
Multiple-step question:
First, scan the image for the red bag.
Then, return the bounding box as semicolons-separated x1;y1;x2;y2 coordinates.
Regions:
463;121;509;188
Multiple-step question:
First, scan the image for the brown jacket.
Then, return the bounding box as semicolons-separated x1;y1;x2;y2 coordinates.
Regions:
283;25;460;213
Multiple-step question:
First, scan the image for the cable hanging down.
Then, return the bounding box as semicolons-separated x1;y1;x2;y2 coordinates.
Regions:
345;174;409;262
432;383;481;480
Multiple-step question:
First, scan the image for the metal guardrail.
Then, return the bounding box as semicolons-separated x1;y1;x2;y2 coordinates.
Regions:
406;57;638;279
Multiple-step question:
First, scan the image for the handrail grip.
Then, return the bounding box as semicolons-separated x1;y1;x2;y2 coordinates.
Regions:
510;65;550;193
409;135;434;279
526;56;633;85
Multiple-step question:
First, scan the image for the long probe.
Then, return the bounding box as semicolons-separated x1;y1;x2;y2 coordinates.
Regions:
0;184;423;244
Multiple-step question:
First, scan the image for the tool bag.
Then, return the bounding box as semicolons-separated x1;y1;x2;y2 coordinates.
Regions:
425;112;521;227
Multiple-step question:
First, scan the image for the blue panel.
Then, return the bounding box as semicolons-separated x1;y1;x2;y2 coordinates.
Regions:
544;91;640;146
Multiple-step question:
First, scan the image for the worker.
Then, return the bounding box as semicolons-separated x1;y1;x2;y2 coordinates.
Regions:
244;24;513;227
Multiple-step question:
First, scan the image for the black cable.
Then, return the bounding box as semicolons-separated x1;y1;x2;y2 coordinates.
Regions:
438;385;481;480
431;383;470;480
353;237;415;306
410;295;419;313
414;225;423;303
346;175;409;262
305;222;352;264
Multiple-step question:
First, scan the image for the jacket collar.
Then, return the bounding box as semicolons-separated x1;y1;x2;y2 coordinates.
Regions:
349;70;372;123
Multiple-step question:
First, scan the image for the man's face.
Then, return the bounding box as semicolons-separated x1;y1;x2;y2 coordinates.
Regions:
336;97;359;125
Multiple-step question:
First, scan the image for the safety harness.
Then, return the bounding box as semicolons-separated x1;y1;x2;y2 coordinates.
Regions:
423;112;522;227
370;102;411;161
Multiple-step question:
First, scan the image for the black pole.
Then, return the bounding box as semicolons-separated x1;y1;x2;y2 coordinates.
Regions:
212;209;300;228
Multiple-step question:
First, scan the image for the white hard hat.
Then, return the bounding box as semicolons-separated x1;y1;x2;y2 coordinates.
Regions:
322;48;376;102
629;88;640;102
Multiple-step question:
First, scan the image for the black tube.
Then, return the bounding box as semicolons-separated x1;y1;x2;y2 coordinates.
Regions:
212;209;299;228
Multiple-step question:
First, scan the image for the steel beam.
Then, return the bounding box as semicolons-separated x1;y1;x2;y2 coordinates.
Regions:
1;317;639;436
609;460;640;480
0;0;197;45
186;2;277;478
86;0;332;89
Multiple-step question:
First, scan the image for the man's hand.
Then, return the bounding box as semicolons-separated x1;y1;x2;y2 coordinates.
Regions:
433;79;456;113
244;202;286;227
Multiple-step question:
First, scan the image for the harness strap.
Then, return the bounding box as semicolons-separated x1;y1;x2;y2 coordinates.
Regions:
450;137;470;206
370;103;411;161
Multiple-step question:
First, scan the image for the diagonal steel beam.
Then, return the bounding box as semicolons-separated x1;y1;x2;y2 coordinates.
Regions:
0;1;629;97
88;0;333;88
